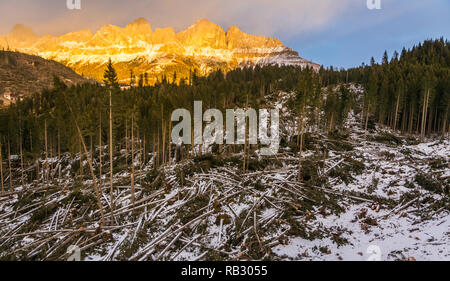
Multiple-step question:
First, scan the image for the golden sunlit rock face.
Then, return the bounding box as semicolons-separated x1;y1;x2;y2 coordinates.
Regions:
0;18;320;84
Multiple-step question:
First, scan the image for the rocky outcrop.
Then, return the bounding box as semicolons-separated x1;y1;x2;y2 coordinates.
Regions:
0;18;320;83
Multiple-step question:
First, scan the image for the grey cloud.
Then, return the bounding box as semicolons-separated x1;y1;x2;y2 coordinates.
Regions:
0;0;355;38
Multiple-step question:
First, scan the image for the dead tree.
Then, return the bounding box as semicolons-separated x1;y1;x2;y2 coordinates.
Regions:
58;129;61;179
243;95;249;172
297;104;305;182
0;137;3;193
63;93;106;226
125;118;128;165
109;90;115;223
131;114;135;206
161;104;166;165
8;140;12;189
44;120;49;186
364;103;371;140
420;89;430;141
99;112;103;188
20;138;24;188
393;93;401;132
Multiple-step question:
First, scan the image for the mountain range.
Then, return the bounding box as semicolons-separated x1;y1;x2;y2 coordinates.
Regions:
0;18;320;84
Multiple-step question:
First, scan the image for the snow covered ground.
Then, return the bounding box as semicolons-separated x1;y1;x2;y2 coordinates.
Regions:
0;86;448;261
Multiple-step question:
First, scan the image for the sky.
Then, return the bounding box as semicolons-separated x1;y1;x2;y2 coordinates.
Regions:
0;0;449;68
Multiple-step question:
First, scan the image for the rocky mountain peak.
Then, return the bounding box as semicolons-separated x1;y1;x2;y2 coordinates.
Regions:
226;25;283;50
177;18;227;49
0;18;320;82
152;27;177;44
125;18;152;34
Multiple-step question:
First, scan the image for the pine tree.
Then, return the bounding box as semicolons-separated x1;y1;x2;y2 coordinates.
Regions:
144;73;149;86
382;51;389;65
103;59;119;88
138;74;144;87
129;69;135;87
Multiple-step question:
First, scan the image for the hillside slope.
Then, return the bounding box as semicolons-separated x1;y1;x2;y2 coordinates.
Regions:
0;51;90;104
0;85;447;261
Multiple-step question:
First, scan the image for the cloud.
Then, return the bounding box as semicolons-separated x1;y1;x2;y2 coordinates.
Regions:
0;0;355;38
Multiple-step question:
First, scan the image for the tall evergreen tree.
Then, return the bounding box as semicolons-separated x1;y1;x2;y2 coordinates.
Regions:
103;58;119;88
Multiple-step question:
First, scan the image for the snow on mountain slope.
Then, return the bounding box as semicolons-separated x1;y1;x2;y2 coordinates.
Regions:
0;18;320;83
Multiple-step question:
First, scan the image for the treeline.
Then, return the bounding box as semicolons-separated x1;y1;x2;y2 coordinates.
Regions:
0;62;300;168
0;39;448;175
320;38;450;138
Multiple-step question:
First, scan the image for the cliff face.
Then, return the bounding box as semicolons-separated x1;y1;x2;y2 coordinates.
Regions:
0;18;320;83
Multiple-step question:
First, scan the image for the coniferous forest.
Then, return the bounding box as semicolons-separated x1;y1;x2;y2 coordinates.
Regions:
1;39;448;163
0;39;448;261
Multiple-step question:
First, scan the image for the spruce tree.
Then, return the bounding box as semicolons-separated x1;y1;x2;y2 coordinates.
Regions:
103;58;119;88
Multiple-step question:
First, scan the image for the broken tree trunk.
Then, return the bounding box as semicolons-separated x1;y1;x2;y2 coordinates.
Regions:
109;89;114;223
443;105;448;137
79;140;83;177
131;114;135;206
421;90;430;141
63;93;106;226
243;95;249;173
420;89;429;141
168;121;172;166
394;93;400;132
58;129;61;179
125;118;128;165
44;120;49;186
20;138;24;188
297;116;304;182
99;112;103;188
364;103;370;140
8;140;12;190
0;137;3;193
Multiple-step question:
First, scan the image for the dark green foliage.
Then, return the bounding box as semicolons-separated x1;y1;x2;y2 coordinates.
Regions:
0;39;448;172
429;158;448;169
103;58;119;88
329;157;365;184
62;188;97;206
30;203;58;223
370;132;403;145
300;159;319;182
321;39;450;136
415;173;446;194
246;157;283;171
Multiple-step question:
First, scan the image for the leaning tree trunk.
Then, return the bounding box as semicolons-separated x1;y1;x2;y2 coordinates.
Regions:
297;114;304;182
442;105;448;137
20;138;25;188
44;120;49;186
8;140;12;190
364;104;370;140
79;140;83;177
0;137;4;193
168;121;172;166
161;104;166;164
99;112;103;189
125;118;128;166
421;89;429;141
109;90;114;224
394;94;400;132
243;95;249;173
58;129;61;179
131;114;135;206
64;92;106;226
